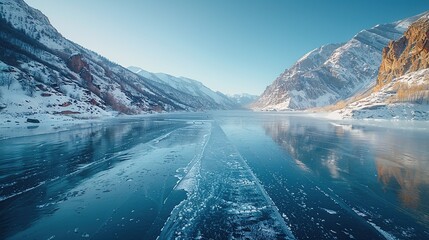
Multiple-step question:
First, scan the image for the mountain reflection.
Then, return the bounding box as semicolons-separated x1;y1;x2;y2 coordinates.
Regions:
263;118;364;180
263;118;429;213
375;133;429;209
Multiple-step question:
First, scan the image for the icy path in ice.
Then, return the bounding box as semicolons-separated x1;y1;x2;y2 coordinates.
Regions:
159;123;295;239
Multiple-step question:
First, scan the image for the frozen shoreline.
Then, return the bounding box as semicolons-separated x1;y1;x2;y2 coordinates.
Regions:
0;110;202;140
2;109;429;140
0;112;105;140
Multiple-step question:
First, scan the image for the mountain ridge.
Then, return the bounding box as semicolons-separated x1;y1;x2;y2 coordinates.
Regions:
252;11;427;111
128;66;258;108
332;13;429;120
0;0;237;126
128;66;239;110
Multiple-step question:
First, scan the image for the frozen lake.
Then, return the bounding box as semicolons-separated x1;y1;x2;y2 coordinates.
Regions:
1;111;428;239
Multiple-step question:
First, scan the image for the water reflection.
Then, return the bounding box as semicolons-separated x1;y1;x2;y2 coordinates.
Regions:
263;118;365;181
0;119;185;239
374;133;429;210
263;117;429;214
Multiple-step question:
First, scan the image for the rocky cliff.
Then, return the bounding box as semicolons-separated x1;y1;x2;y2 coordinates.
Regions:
377;16;429;87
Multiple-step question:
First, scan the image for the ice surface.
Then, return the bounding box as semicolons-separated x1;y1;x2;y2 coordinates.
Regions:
369;222;398;240
2;118;203;239
174;131;210;194
214;111;429;239
159;123;295;239
320;208;337;215
2;112;429;239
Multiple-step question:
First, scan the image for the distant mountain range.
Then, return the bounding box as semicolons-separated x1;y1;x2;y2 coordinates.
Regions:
127;66;247;110
0;0;245;122
252;11;427;113
129;66;259;108
226;93;259;107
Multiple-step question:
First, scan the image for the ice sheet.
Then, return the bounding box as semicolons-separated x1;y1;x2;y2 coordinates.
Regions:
159;123;295;239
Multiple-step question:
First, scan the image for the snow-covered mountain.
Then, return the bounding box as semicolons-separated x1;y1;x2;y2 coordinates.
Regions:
252;12;426;111
226;93;258;108
0;0;236;124
128;66;238;110
332;13;429;120
333;69;429;120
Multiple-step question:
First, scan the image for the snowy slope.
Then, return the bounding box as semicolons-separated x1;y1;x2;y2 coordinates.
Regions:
0;0;237;126
128;66;238;110
0;0;193;121
331;69;429;120
253;43;341;110
252;12;427;111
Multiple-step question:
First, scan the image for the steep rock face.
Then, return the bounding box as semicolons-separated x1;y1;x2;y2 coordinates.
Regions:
377;16;429;87
253;12;425;111
67;54;92;82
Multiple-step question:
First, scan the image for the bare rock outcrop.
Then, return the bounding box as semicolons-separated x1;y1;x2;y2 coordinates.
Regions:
67;53;93;82
377;16;429;87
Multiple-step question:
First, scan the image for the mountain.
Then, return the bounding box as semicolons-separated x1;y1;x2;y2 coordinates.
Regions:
333;13;429;120
226;93;259;108
377;15;429;87
252;12;425;111
0;0;234;125
128;66;238;110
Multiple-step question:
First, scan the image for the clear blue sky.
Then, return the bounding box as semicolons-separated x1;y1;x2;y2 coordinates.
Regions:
25;0;429;95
